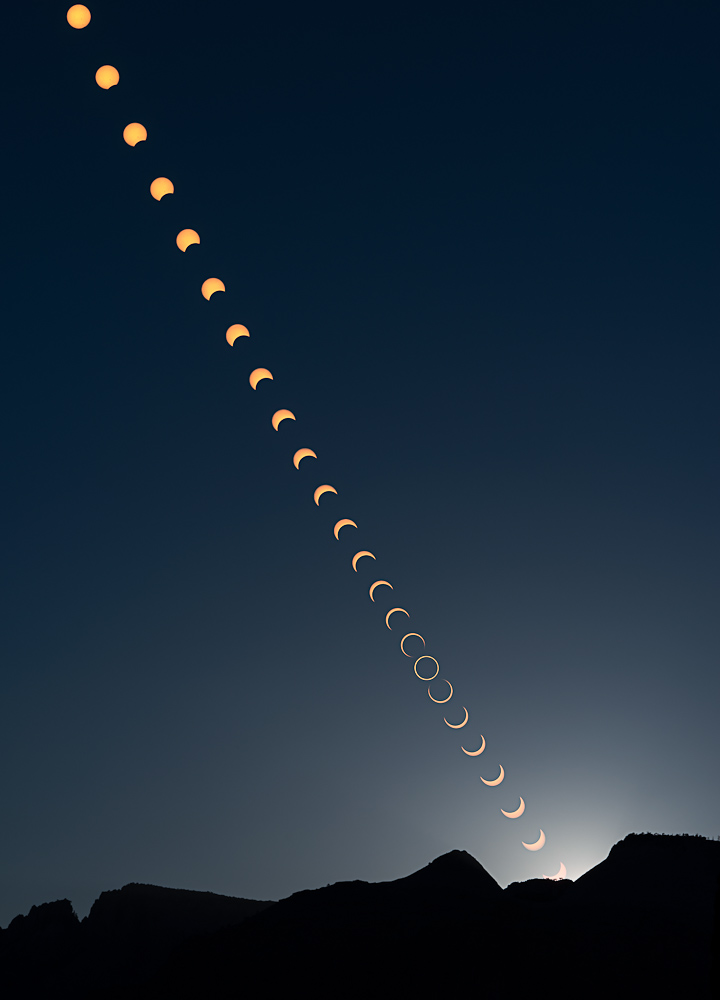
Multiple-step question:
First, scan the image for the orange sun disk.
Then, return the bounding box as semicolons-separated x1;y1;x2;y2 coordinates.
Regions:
123;123;147;146
95;65;119;89
67;5;91;29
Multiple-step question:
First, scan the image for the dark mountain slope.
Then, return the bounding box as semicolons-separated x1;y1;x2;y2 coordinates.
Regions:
135;838;720;1000
2;835;719;1000
132;849;504;1000
555;833;720;999
0;884;273;999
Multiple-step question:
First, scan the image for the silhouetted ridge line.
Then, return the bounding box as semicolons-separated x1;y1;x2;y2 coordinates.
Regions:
0;883;273;999
2;839;719;999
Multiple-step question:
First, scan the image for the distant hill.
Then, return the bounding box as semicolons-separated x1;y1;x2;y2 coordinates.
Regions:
1;834;718;999
0;884;273;999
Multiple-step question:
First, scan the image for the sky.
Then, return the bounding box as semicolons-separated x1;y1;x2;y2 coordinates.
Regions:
1;0;719;926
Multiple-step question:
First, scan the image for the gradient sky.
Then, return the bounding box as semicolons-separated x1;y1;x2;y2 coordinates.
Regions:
2;0;719;926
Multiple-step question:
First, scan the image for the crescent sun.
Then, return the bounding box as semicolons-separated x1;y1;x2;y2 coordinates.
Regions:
522;830;546;851
314;485;338;505
427;679;452;702
369;580;393;602
226;324;250;345
293;448;317;469
480;765;505;787
400;633;425;656
333;519;358;539
385;607;409;629
352;550;376;571
176;228;200;252
201;277;225;300
461;736;485;756
249;367;273;389
414;656;440;681
500;797;525;819
272;409;296;430
444;707;468;729
543;862;566;880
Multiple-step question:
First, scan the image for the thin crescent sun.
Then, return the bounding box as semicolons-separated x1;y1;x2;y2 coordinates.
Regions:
272;409;296;431
461;736;485;756
400;633;425;656
293;448;317;469
414;656;439;681
249;368;273;389
333;519;357;539
444;707;468;729
522;830;546;851
352;550;375;571
369;580;393;602
500;797;526;819
427;679;452;703
314;485;338;506
385;607;409;629
543;862;566;880
480;765;505;787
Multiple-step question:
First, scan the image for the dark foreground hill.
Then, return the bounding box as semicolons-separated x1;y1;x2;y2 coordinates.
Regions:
2;834;719;999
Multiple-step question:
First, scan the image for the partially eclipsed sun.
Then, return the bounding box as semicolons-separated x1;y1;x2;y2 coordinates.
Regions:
314;485;337;505
500;797;525;819
522;830;546;851
385;607;409;629
480;765;505;787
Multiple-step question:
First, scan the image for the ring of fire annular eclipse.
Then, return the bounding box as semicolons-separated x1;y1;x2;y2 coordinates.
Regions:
414;656;439;681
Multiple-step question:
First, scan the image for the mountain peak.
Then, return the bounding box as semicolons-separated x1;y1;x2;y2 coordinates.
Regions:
427;849;485;870
399;848;503;896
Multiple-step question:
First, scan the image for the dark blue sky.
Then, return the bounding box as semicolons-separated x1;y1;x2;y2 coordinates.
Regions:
2;0;719;925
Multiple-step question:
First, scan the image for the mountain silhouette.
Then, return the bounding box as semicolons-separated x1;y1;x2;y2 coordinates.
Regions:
1;834;718;999
0;884;273;999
